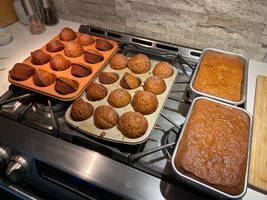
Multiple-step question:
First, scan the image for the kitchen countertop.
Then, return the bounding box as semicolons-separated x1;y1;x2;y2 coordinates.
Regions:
0;19;266;200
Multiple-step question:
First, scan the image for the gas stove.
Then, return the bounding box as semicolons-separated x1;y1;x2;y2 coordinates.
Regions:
0;25;215;200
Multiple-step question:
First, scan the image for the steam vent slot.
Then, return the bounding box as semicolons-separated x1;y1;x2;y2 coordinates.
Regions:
131;38;153;46
90;28;105;35
190;51;201;57
107;32;122;39
156;43;178;52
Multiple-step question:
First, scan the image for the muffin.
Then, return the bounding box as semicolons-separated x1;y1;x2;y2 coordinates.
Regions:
46;40;64;52
84;50;104;64
86;82;108;101
78;33;95;46
60;27;77;41
143;76;166;95
108;89;131;108
132;90;158;115
33;69;56;87
94;105;118;129
110;54;128;70
98;72;118;84
55;77;79;95
64;41;84;58
9;63;36;81
50;54;71;71
120;72;140;89
153;62;174;78
71;63;92;77
127;54;151;74
95;39;113;51
70;98;94;121
31;49;51;65
118;111;148;139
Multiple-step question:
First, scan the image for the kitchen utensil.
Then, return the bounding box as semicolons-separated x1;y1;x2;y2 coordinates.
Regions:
41;0;58;25
248;75;267;193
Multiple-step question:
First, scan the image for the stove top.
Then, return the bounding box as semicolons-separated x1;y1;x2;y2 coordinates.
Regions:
0;25;216;200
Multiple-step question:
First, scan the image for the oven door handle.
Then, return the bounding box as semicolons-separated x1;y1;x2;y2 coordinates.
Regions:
0;177;43;200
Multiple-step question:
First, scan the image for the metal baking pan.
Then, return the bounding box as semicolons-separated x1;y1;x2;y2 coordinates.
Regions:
189;48;248;106
171;96;253;199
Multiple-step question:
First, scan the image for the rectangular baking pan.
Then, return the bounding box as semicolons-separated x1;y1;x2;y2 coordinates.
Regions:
189;48;248;106
171;96;253;199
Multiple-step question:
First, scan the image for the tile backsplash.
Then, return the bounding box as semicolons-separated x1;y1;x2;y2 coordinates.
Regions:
53;0;267;63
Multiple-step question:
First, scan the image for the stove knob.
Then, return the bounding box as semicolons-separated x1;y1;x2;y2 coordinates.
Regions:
0;147;9;175
6;156;29;182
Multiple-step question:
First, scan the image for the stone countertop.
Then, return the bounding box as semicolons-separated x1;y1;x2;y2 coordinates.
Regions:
0;19;266;200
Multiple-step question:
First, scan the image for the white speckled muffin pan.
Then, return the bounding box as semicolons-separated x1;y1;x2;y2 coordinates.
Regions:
8;32;118;101
65;57;178;144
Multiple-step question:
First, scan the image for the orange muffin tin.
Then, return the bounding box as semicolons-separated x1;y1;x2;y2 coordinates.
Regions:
8;32;118;101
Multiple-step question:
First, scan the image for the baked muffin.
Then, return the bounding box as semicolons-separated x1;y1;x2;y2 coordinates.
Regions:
31;49;51;65
153;62;174;78
143;76;166;95
110;54;128;70
127;54;151;74
60;27;77;41
86;82;108;101
33;69;55;87
118;111;148;139
84;50;104;64
55;77;79;95
78;33;95;46
132;90;158;115
120;72;140;89
108;89;131;108
98;72;118;84
70;98;94;121
9;63;36;81
50;54;71;71
94;105;118;129
95;39;113;51
71;63;92;77
46;40;64;52
64;41;84;58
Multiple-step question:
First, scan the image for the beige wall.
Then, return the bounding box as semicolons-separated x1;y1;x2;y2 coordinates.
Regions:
53;0;267;62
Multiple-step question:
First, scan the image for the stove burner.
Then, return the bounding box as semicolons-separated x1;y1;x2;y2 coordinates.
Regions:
161;127;179;159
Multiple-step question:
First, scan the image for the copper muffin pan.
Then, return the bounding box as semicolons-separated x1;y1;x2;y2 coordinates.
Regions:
65;57;178;145
8;32;118;101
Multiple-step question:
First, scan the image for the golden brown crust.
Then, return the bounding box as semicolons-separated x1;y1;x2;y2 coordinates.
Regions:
108;89;131;108
153;62;174;78
127;54;151;74
70;98;94;121
77;34;95;46
175;99;249;195
95;39;113;51
98;72;118;84
120;72;140;89
60;27;77;41
118;111;148;138
193;52;243;102
31;49;51;65
9;63;36;81
86;82;108;101
33;69;55;87
94;105;118;129
71;63;92;77
55;77;79;95
50;54;71;71
143;76;166;95
131;90;158;115
110;54;128;70
84;50;104;64
64;41;84;58
46;40;64;52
